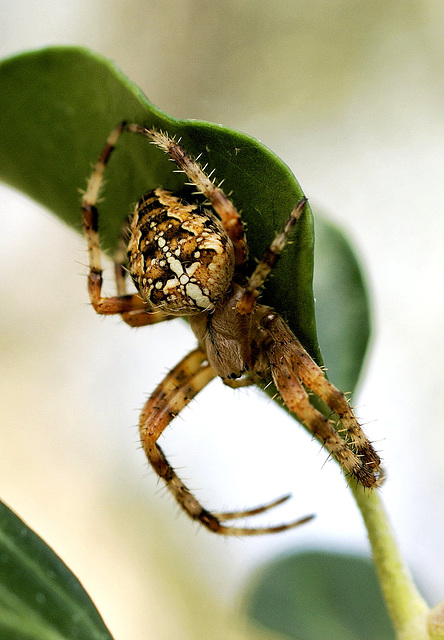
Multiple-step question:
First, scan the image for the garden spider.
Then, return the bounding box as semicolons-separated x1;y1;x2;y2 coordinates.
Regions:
81;122;383;536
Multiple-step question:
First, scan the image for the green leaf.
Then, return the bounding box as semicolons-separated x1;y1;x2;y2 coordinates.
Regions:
313;215;371;393
0;45;319;362
244;551;394;640
0;45;371;386
0;499;113;640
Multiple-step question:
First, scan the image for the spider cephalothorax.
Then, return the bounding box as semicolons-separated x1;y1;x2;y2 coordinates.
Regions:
81;122;383;536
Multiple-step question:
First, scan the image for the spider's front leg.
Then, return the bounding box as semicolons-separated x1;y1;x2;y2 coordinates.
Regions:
139;347;313;535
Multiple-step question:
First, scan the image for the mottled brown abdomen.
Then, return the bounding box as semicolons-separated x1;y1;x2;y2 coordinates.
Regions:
127;188;235;314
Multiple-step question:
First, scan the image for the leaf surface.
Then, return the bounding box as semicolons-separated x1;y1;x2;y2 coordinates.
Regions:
0;500;113;640
245;550;394;640
313;216;371;392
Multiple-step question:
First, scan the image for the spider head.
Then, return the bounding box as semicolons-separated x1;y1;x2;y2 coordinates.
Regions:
127;188;235;315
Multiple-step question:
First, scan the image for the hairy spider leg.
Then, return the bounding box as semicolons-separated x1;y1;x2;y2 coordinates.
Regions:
282;331;381;472
140;347;314;535
81;123;175;327
236;197;308;315
122;123;248;266
218;187;382;484
265;312;382;487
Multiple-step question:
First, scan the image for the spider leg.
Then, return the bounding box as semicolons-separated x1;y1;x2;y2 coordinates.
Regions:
264;312;382;487
286;335;381;471
237;197;307;315
271;364;378;487
140;348;313;535
82;124;175;326
213;494;291;520
122;123;248;266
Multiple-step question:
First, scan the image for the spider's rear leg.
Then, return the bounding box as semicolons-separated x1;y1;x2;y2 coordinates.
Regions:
140;348;313;535
81;124;148;316
288;337;381;471
265;313;382;487
271;363;378;487
82;212;172;326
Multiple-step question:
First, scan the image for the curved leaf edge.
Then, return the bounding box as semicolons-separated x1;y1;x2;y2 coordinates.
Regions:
0;499;113;640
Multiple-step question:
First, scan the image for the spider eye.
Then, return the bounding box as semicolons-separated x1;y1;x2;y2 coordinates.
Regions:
127;188;235;314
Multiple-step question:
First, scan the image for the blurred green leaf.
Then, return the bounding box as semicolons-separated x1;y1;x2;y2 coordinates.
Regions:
0;499;113;640
245;551;394;640
313;216;371;393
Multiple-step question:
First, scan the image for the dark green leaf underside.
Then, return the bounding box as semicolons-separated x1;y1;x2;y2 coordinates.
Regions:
0;500;113;640
313;216;371;392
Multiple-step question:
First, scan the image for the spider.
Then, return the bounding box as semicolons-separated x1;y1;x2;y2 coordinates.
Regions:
81;122;383;536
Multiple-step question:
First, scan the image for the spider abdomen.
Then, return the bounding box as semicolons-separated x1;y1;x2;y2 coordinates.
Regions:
127;188;235;314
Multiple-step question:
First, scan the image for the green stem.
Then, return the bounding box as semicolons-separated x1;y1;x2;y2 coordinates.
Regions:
350;483;429;640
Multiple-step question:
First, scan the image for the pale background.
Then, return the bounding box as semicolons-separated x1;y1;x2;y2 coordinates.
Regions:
1;2;444;639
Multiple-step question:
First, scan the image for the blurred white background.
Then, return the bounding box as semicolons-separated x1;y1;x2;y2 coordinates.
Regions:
1;2;444;639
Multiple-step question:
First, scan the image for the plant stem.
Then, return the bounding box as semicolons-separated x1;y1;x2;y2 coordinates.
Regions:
350;483;429;640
